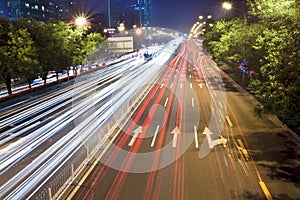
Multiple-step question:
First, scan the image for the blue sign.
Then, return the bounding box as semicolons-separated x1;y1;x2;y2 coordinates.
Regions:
241;59;248;66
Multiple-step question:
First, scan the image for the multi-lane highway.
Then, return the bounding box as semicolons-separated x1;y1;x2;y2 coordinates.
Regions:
67;39;262;200
0;37;299;200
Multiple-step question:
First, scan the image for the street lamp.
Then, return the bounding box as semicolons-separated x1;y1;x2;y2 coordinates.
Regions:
75;15;88;27
222;2;232;10
222;2;247;27
118;23;125;32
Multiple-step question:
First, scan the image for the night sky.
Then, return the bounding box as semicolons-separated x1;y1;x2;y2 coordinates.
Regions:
85;0;222;33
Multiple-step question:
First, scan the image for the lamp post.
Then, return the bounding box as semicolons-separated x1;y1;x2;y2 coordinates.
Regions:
222;2;247;27
118;23;125;32
75;15;88;27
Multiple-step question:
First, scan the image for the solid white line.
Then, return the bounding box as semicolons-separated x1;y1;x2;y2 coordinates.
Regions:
194;126;199;148
192;97;195;107
150;125;160;147
164;97;169;107
190;83;193;89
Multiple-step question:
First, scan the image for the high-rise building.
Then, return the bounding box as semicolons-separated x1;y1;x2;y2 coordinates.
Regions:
0;0;8;18
3;0;82;22
110;0;151;29
139;0;151;27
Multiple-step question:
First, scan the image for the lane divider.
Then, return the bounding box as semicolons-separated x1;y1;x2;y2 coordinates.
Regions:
150;125;160;147
164;97;169;107
194;126;199;148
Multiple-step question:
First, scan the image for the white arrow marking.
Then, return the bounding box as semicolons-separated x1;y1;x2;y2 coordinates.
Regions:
164;97;169;107
203;127;227;149
171;127;181;148
199;83;203;89
203;127;214;148
128;126;142;147
194;126;199;148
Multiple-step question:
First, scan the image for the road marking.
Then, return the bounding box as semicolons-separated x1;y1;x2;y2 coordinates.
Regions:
191;97;195;107
128;126;142;147
259;181;273;200
189;74;192;79
150;125;160;147
171;127;180;148
226;115;233;127
190;83;193;89
218;101;223;109
199;83;203;89
203;127;227;149
170;83;173;89
160;83;164;89
203;127;214;148
164;97;169;107
194;126;199;148
212;91;216;97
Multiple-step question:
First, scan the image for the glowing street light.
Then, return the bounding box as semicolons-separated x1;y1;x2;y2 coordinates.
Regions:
75;16;88;27
222;2;232;10
118;23;125;32
222;2;247;27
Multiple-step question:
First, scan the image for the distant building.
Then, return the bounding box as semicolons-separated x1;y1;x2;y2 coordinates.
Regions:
110;0;151;29
0;0;8;18
2;0;83;22
57;0;83;21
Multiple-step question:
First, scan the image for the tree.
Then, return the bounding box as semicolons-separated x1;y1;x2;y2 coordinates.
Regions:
0;18;38;95
204;18;264;80
250;0;300;132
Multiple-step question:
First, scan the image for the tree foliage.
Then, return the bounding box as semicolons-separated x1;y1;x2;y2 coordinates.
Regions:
204;0;300;133
0;17;105;94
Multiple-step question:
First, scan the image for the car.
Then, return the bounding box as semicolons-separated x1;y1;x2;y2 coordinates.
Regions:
46;73;56;79
32;78;43;85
